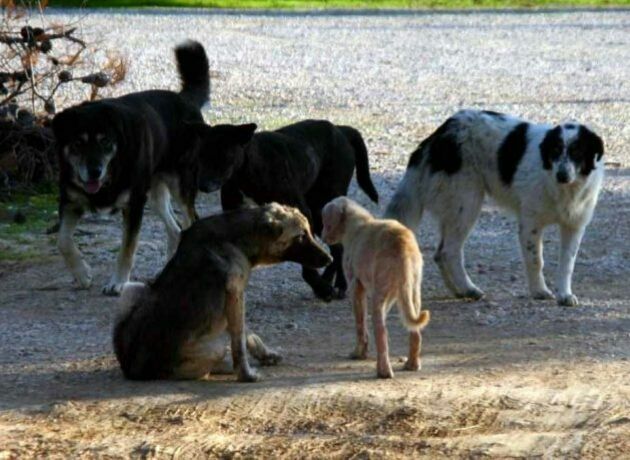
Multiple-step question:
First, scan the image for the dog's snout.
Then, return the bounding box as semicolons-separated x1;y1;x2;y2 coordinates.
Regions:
87;165;103;180
556;170;570;184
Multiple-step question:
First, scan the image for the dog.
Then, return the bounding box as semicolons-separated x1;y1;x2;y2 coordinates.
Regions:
385;109;605;306
52;40;255;296
113;203;332;381
188;119;380;301
322;197;430;379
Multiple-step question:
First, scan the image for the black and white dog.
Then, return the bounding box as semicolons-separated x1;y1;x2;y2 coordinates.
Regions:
385;109;604;306
52;40;254;295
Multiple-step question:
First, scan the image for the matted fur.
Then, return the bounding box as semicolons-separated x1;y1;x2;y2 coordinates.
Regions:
322;197;430;379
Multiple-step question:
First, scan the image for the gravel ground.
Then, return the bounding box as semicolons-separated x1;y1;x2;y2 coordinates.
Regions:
1;8;629;458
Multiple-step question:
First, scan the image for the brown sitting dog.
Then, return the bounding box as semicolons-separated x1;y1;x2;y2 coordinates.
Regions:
322;197;430;378
113;203;332;382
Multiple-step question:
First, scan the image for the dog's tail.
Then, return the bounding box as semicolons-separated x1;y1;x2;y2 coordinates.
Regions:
339;125;379;203
383;144;428;229
398;263;430;331
175;40;210;109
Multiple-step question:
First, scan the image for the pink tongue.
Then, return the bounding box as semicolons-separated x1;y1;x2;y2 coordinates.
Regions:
84;180;101;194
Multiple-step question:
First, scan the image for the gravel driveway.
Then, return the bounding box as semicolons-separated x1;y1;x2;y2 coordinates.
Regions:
1;8;629;458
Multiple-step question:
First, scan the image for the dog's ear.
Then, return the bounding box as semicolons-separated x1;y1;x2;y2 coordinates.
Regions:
576;126;604;175
539;126;563;170
323;199;346;231
51;107;78;141
259;215;284;240
189;123;257;151
232;123;257;145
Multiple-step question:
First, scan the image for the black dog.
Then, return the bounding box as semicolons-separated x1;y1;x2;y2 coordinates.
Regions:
190;119;379;301
52;40;254;295
113;203;332;381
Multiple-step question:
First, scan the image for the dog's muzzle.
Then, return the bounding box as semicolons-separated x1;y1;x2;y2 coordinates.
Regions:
556;170;570;184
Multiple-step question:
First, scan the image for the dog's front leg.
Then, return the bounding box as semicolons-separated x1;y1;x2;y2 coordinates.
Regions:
349;279;368;360
149;181;181;258
518;219;554;300
103;196;146;296
226;288;258;382
556;225;585;307
58;204;91;288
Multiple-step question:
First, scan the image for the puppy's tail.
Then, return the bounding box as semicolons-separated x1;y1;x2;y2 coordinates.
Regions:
383;147;427;229
175;40;210;109
339;125;379;203
398;267;430;331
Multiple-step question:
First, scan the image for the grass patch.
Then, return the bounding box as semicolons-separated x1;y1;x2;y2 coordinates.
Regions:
0;185;58;262
49;0;630;9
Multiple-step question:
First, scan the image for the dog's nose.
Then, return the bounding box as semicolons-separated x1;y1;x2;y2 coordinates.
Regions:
556;170;570;183
87;166;103;180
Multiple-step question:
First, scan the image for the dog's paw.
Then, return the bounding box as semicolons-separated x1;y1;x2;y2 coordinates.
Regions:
237;367;260;383
257;351;282;367
333;287;347;300
348;346;368;360
402;358;421;371
377;366;394;379
532;288;555;301
557;293;579;307
313;284;335;303
102;281;125;297
72;261;92;289
457;287;485;301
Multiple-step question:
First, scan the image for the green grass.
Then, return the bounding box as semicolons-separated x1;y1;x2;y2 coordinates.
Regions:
49;0;630;9
0;185;58;262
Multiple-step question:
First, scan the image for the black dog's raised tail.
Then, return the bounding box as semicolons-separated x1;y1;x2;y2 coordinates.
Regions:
175;40;210;109
339;126;379;203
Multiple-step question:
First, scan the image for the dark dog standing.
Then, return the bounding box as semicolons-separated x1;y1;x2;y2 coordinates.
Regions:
190;119;379;301
52;41;254;295
113;203;332;381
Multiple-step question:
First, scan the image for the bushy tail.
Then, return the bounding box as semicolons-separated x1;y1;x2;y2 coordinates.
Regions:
339;125;379;203
398;267;430;331
175;40;210;109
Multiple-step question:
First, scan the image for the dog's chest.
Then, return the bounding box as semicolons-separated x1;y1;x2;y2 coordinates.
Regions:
68;187;131;213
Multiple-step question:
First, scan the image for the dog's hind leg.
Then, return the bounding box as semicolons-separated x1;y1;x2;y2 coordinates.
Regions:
58;203;91;289
246;332;282;366
518;218;554;301
175;334;228;380
433;186;484;300
149;182;181;258
372;295;394;379
103;195;146;296
349;279;369;360
556;224;585;306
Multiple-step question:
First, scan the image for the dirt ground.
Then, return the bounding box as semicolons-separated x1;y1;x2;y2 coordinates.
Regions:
1;8;630;460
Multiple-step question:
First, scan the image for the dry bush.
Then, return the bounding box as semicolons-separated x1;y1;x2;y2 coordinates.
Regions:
0;0;127;188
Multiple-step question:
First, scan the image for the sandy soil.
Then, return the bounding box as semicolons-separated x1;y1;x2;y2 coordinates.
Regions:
1;8;629;459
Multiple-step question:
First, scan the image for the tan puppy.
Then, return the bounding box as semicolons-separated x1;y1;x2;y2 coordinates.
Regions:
322;197;430;378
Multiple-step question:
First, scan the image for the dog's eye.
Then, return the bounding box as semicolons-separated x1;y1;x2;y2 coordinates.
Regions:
69;139;83;151
99;137;114;152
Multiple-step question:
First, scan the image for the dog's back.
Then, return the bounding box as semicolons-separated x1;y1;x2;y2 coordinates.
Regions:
113;240;230;380
385;109;603;228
